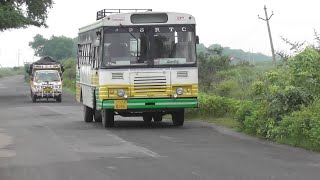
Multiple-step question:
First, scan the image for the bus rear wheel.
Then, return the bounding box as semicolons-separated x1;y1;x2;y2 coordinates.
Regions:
153;113;163;122
94;109;102;122
56;95;62;102
172;109;184;126
143;113;152;124
84;105;94;123
102;109;114;128
32;95;37;103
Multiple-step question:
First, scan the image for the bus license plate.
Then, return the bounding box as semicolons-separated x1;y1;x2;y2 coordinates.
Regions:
114;100;127;109
44;88;52;92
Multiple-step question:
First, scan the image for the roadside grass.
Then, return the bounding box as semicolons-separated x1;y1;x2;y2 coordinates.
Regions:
63;87;76;96
0;67;24;78
185;115;239;130
163;110;239;130
62;76;76;96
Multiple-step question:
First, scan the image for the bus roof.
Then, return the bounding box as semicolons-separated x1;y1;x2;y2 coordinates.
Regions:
79;12;196;33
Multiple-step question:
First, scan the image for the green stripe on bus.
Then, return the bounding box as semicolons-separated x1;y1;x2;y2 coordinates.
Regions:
101;98;198;109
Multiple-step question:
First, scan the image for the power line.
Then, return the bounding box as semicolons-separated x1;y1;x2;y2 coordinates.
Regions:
258;5;276;66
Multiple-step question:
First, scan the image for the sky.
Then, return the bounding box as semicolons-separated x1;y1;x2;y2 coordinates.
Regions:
0;0;320;67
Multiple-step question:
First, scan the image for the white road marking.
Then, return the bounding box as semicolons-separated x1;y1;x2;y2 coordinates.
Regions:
107;133;162;158
159;135;174;140
115;156;133;159
0;83;7;89
160;135;180;143
308;163;320;167
0;129;16;158
191;171;201;176
107;166;117;170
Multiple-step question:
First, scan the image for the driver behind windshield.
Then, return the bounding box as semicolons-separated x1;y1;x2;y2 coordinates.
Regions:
35;72;60;83
107;42;130;58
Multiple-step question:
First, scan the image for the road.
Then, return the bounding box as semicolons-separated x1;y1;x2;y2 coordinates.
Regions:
0;75;319;180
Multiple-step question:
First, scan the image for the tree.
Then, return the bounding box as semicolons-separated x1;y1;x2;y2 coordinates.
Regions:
198;47;231;91
29;34;47;55
0;0;53;31
29;34;77;60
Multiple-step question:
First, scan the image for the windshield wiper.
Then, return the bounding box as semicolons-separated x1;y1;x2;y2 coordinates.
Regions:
119;24;138;42
119;24;139;62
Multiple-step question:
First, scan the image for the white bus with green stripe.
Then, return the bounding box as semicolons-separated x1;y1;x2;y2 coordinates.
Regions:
77;9;199;127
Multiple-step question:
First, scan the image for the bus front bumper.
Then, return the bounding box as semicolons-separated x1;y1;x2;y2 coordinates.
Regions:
34;90;62;98
99;98;198;110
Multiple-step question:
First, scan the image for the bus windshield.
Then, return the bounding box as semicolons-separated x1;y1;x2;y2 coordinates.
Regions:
102;25;196;67
34;71;61;83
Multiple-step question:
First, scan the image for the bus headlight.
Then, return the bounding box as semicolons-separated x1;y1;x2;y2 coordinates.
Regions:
176;87;183;95
117;89;125;97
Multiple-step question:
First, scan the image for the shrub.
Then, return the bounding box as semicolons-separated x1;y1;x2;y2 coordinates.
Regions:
62;58;76;91
215;80;238;97
235;101;254;127
187;93;241;118
276;99;320;150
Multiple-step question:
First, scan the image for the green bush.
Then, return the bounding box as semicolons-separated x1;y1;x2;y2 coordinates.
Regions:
63;78;76;92
275;99;320;150
215;80;238;97
289;48;320;96
0;67;24;78
235;101;254;127
62;58;76;92
266;86;312;122
233;47;320;150
211;64;266;100
186;93;240;118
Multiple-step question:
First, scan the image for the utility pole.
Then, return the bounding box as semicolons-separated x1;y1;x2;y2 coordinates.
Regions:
259;5;276;66
17;49;21;67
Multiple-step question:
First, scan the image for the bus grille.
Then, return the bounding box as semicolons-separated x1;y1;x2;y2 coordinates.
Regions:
133;75;167;95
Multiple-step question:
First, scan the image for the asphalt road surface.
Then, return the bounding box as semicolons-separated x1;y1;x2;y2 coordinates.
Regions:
0;75;320;180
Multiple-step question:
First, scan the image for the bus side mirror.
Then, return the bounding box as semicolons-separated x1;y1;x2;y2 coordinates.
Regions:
196;36;200;44
94;31;101;47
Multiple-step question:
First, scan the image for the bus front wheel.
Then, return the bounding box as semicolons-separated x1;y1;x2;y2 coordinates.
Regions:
102;109;114;128
172;109;184;126
84;105;94;123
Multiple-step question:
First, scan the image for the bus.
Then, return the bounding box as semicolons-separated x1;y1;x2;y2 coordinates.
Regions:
76;9;199;128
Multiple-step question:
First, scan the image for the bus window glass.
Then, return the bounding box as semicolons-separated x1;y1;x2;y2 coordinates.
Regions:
102;25;196;67
151;26;196;65
103;27;145;66
35;71;60;83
